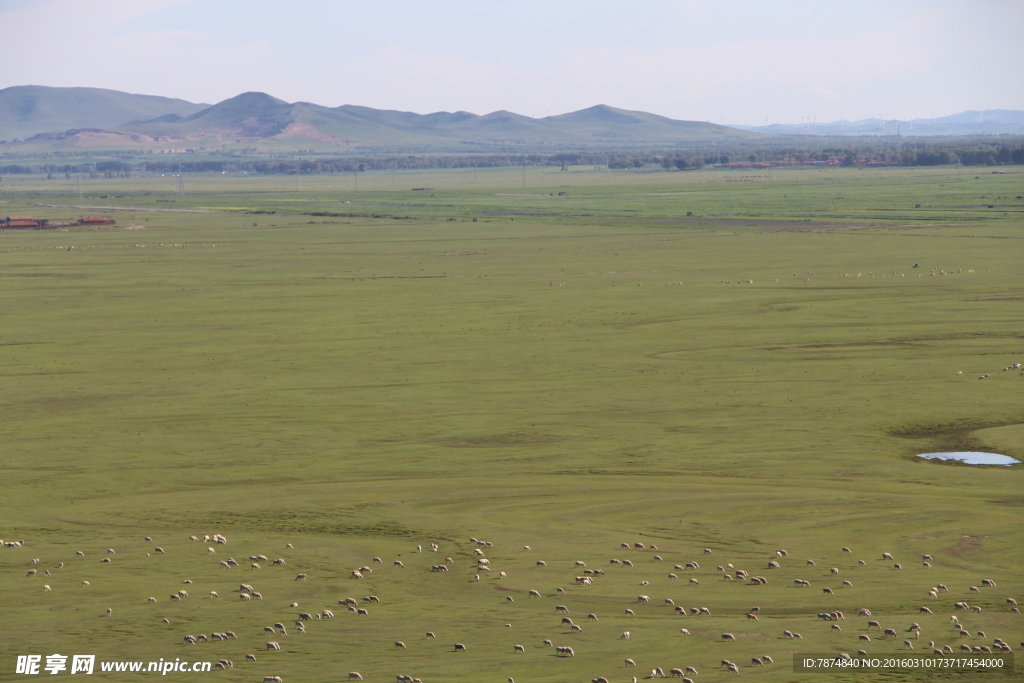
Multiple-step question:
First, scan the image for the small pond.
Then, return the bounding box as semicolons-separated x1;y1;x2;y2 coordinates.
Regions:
918;451;1020;466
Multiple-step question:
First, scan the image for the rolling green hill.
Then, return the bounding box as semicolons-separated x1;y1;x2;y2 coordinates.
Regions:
0;85;208;140
3;87;754;153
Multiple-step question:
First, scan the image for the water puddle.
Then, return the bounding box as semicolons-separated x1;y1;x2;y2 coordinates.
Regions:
918;451;1020;466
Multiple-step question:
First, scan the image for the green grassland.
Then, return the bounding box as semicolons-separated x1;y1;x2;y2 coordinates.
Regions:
0;166;1022;682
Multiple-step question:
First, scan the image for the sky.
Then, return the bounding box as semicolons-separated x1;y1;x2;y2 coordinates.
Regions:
3;0;1022;125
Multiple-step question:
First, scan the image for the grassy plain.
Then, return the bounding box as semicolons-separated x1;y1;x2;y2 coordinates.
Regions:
1;165;1022;682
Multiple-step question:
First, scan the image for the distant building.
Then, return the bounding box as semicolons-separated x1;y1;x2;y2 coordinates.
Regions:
78;217;116;225
2;216;49;229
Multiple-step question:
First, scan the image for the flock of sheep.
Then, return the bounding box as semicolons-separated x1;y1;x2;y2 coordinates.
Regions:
5;533;1020;682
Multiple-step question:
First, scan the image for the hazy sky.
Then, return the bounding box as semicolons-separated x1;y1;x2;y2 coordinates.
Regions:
4;0;1022;124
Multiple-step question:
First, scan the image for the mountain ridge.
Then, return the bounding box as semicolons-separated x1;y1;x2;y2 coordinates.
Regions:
4;86;1021;153
0;85;209;140
1;86;751;152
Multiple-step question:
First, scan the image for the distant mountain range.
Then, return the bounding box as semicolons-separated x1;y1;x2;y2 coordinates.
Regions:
0;86;209;140
0;86;749;153
731;110;1024;137
1;86;1021;154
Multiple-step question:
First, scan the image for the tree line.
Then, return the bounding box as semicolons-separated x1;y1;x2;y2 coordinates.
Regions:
3;137;1024;176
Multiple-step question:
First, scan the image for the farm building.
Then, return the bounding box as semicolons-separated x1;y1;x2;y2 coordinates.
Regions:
2;216;49;229
77;217;116;226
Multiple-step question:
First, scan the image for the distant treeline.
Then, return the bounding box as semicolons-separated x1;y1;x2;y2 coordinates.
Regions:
3;138;1024;175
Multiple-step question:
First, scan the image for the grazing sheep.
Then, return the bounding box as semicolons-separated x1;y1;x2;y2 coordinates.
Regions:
842;580;853;587
747;613;759;621
882;553;893;560
721;633;736;641
43;584;51;591
506;596;514;603
348;674;361;680
209;591;218;598
588;613;599;621
625;609;634;615
266;641;281;651
620;631;630;640
807;560;816;566
394;642;406;650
